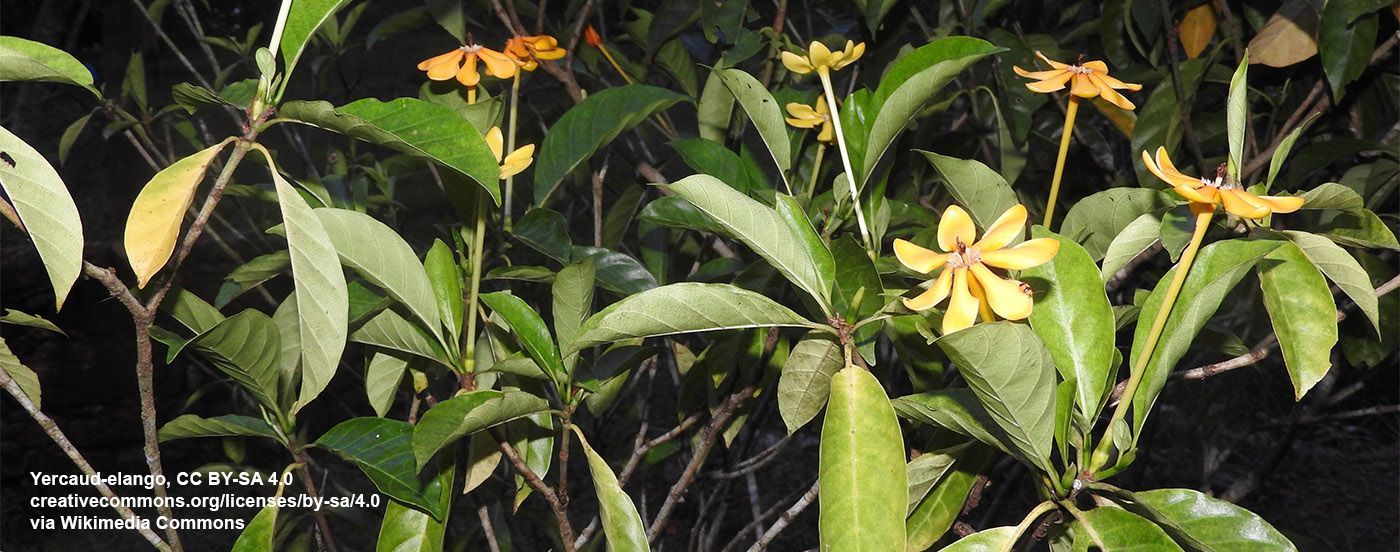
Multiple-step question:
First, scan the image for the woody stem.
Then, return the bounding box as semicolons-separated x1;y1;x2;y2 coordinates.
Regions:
818;68;873;256
504;72;521;232
1090;208;1214;472
1044;96;1079;228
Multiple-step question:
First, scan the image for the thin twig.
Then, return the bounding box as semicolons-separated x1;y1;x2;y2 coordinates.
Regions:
478;505;502;552
494;430;575;552
129;0;215;91
1158;0;1209;174
746;479;820;552
646;386;756;542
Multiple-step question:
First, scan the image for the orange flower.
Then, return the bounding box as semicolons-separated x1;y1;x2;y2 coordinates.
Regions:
504;35;566;71
1141;147;1303;219
1014;52;1142;110
417;43;518;87
894;205;1059;335
584;25;602;48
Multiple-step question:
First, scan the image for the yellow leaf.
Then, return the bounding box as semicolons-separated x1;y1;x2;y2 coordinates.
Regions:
1247;0;1320;68
1177;3;1217;59
123;140;231;288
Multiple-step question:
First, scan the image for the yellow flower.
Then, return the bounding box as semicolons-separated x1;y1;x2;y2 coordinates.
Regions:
504;35;566;71
486;127;534;179
1141;147;1303;219
417;43;518;87
1014;52;1142;110
781;40;865;75
785;96;834;143
894;204;1059;335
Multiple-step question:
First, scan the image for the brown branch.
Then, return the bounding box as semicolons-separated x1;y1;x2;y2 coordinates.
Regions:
129;0;214;91
0;366;172;551
744;479;820;552
494;430;575;552
1158;0;1209;174
646;386;757;542
477;505;502;552
293;451;340;552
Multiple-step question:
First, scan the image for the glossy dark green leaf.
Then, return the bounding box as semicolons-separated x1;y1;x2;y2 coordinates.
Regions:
638;195;727;235
1126;488;1297;551
281;98;499;201
670;138;758;194
777;335;843;433
1258;241;1337;399
1068;506;1182;551
276;0;352;81
216;251;290;307
411;389;550;467
1061;188;1175;260
1317;0;1386;100
534;85;688;204
1023;227;1116;422
820;365;907;550
571;246;658;296
315;417;445;518
513;208;573;264
423;239;463;344
570;283;816;351
553;259;596;372
188;310;283;413
937;322;1056;473
920;151;1018;231
479;292;565;385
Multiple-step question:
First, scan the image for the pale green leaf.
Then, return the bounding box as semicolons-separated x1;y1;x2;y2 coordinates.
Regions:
819;365;907;550
777;335;843;433
315;208;442;342
937;322;1056;473
1258;241;1337;399
0;125;84;309
570;283;815;352
412;389;550;467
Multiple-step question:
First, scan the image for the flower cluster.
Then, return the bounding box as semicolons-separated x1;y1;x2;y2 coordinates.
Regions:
1014;52;1142;110
1142;147;1303;218
894;204;1059;335
416;34;566;86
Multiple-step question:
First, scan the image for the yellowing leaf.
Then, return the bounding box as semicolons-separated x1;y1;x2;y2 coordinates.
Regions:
1248;1;1320;68
123;140;232;287
1177;3;1217;59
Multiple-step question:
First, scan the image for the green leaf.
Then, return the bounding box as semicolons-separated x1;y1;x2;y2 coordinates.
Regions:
1258;241;1337;399
57;109;95;165
217;251;290;307
0;309;64;335
262;150;349;414
281;98;500;202
479;292;565;385
1265;115;1317;192
1225;55;1248;178
697;68;736;142
123;141;230;288
376;481;450;552
230;467;293;552
1131;240;1280;436
411;389;550;467
1069;506;1182;551
1316;209;1399;250
716;68;791;187
638;195;728;235
0;336;42;408
423;239;463;344
0;36;98;95
1101;213;1162;281
276;0;352;82
158;414;278;442
423;0;466;42
534;85;688;204
1023;228;1116;422
862;38;1004;185
819;365;907;550
1318;0;1386;100
1298;183;1364;211
1281;230;1379;334
775;195;835;301
906;445;992;551
777;335;843;433
365;351;409;417
351;307;452;367
941;526;1018;551
188;310;283;413
664;174;831;306
670;138;758;194
572;246;658;296
513;208;573;264
164;287;225;333
937;322;1056;473
894;389;1016;458
571;426;649;551
553;259;596;371
919;152;1018;231
0;125;84;309
569;283;815;352
1125;488;1297;551
315;417;447;519
830;235;882;363
1061;188;1175;260
906;448;960;513
315;208;442;342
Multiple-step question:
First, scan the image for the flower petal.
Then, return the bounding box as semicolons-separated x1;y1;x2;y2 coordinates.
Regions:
1070;73;1099;97
1171;181;1217;204
1025;71;1072;93
1219;188;1270;219
966;275;996;323
484;127;505;162
894;239;949;274
937;205;977;252
808;41;833;68
1253;194;1304;214
980;238;1060;270
942;269;979;335
903;268;953;311
500;144;535;178
1095;72;1142;91
1082;60;1109;73
423;50;465;80
974;204;1026;252
785;102;820;124
1014;66;1065;80
1147;147;1208;189
1035;51;1070;70
1090;74;1136;110
456;54;481;86
478;48;519;79
817;121;834;143
781;51;813;74
970;264;1033;320
418;49;463;71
